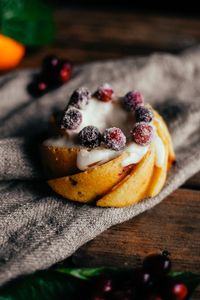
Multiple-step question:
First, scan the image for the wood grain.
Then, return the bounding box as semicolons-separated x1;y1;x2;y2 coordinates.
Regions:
72;189;200;299
73;189;200;271
19;8;200;68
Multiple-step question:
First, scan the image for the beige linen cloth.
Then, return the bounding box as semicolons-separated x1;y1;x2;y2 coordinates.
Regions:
0;47;200;286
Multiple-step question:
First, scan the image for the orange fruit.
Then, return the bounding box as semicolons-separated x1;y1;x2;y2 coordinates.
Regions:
0;34;25;70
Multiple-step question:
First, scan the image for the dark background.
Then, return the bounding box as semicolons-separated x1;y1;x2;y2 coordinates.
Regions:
48;0;200;15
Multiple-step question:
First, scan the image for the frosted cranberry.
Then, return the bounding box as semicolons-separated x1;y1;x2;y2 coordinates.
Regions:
61;108;82;130
123;90;144;111
102;127;126;151
94;84;114;102
143;253;171;276
78;126;101;148
131;122;154;146
135;106;153;123
69;87;91;109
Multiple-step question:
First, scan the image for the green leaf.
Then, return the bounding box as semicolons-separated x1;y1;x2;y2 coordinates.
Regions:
0;271;82;300
0;0;55;46
0;268;199;300
57;267;119;280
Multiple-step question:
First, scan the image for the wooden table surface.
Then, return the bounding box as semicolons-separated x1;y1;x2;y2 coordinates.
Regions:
21;7;200;298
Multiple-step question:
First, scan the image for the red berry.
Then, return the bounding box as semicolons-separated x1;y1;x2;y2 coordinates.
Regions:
102;127;126;151
123;90;144;111
172;283;188;300
27;75;48;97
61;108;82;130
78;126;101;148
57;59;72;83
159;277;188;300
131;122;154;146
143;253;171;276
94;84;114;102
69;87;91;109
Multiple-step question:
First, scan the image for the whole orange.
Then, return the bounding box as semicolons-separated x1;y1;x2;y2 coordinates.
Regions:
0;34;25;70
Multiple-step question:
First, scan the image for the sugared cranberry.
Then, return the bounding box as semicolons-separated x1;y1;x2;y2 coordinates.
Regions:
69;87;91;109
135;106;153;123
131;122;154;146
93;84;114;102
56;59;72;83
61;108;82;130
78;126;101;148
27;75;48;97
159;277;188;300
122;90;144;111
102;127;126;151
143;253;171;277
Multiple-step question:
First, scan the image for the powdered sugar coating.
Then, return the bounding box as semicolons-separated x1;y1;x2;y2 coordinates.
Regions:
61;108;82;130
123;90;144;111
68;87;91;109
93;83;114;102
78;126;101;148
135;106;153;123
131;122;154;146
102;127;126;151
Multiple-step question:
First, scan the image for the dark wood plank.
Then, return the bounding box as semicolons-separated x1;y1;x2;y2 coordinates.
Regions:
73;189;200;270
72;188;200;298
19;8;200;68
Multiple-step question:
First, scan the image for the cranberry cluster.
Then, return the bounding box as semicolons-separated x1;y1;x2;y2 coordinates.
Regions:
60;85;154;150
78;126;126;151
28;55;72;97
83;252;188;300
122;90;154;146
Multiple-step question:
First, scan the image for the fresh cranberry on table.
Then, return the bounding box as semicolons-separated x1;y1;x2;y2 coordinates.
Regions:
28;55;73;97
159;277;188;300
27;74;48;97
143;252;171;277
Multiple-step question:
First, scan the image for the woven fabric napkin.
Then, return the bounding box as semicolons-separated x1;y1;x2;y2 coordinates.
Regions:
0;47;200;286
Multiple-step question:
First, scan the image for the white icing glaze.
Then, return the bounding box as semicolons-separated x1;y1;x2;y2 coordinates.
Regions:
121;143;149;167
77;147;121;171
66;96;134;138
45;93;166;171
154;135;165;167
